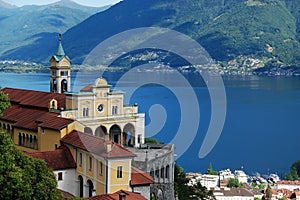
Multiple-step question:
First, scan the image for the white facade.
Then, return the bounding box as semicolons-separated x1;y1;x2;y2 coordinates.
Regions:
276;181;300;191
131;185;151;200
200;174;219;189
219;169;235;181
235;170;248;183
54;169;77;196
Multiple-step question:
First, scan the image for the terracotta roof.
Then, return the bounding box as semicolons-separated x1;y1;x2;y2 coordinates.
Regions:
131;166;154;186
80;84;93;92
88;190;147;200
25;146;76;170
1;88;66;110
0;105;73;131
61;131;136;159
214;188;254;197
277;180;300;185
58;189;75;199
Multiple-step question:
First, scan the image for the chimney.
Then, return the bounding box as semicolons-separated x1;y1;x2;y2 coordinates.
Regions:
119;192;126;200
106;143;112;153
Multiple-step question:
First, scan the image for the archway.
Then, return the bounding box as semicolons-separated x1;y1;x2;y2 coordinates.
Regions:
95;125;107;138
87;179;94;197
78;175;83;197
123;123;135;146
84;127;93;135
157;189;164;200
61;79;68;93
109;124;121;144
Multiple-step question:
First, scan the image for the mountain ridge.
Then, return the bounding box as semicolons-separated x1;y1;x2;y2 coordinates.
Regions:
2;0;300;70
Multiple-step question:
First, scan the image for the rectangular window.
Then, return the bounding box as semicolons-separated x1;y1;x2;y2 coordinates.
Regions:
58;172;63;181
117;166;123;178
54;144;58;149
89;156;92;171
100;161;103;176
112;105;118;115
79;153;82;166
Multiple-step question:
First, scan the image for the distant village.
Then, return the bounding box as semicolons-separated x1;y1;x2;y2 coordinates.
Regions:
186;168;300;200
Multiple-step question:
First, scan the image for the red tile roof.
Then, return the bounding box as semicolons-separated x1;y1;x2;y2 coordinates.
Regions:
131;166;154;186
80;84;93;92
88;190;147;200
0;105;73;131
61;131;136;159
1;88;66;110
277;180;300;185
25;146;76;170
58;189;75;199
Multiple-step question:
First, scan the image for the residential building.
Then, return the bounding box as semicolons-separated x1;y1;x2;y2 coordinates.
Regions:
26;146;77;195
235;170;248;184
276;180;300;191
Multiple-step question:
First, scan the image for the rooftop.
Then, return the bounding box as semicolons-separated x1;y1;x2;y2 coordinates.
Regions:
1;87;66;110
131;166;154;186
0;104;73;131
26;146;76;170
61;131;136;159
88;190;146;200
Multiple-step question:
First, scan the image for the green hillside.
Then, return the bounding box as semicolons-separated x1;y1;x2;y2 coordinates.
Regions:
0;0;109;60
2;0;300;69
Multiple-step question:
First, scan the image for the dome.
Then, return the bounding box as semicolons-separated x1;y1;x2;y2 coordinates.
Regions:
95;77;108;86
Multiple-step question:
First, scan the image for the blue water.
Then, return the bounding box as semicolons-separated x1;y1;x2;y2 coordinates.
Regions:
1;72;300;176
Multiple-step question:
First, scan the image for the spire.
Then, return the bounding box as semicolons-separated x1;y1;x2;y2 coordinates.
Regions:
56;34;65;56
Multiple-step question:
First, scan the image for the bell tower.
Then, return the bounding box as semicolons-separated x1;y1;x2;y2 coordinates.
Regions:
50;34;71;93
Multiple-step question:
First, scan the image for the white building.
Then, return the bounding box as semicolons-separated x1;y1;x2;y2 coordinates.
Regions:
26;146;77;196
276;180;300;191
235;170;248;184
219;169;235;181
200;174;220;189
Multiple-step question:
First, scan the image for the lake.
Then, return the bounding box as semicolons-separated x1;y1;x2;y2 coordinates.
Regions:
0;71;300;177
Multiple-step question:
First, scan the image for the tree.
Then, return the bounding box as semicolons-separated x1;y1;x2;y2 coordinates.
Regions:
227;178;243;188
0;91;10;116
0;130;63;199
206;163;218;175
174;164;216;200
284;160;300;180
265;185;272;200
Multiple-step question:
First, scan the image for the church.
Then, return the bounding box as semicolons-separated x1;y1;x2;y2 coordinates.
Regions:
0;35;174;200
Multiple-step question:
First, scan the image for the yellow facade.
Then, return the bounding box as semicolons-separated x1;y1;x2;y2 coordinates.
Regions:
68;144;131;196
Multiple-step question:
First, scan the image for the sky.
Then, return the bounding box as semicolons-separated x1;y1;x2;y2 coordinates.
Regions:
3;0;122;7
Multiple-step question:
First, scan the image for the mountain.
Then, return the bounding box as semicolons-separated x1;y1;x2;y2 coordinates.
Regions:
0;0;109;61
0;0;15;8
2;0;300;67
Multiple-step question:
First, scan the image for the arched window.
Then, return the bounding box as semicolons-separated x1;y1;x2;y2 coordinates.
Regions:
33;136;38;150
84;127;93;135
61;79;68;93
18;133;22;146
95;125;107;137
87;180;94;197
22;133;25;147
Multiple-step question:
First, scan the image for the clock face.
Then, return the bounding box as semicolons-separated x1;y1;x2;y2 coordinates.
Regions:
97;104;104;112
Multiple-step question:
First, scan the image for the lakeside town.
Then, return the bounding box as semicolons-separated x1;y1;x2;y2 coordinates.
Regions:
186;167;300;200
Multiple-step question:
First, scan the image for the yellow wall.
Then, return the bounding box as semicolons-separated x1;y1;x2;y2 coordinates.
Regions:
38;128;61;151
109;160;130;193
